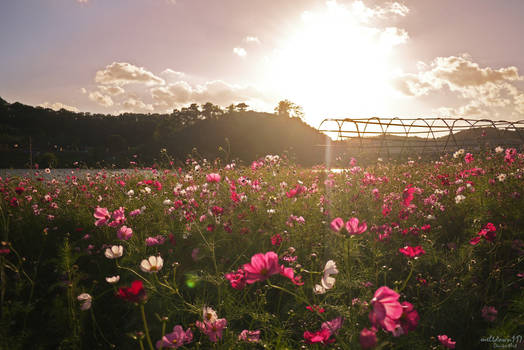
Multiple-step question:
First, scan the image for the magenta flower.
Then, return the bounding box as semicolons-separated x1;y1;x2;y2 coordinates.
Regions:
464;153;474;164
117;225;133;240
330;217;344;232
225;268;247;290
369;286;403;332
93;207;110;226
481;306;497;322
402;185;415;207
399;245;426;258
243;251;281;284
393;302;419;336
470;222;497;245
238;330;260;343
345;218;367;235
359;327;377;349
303;328;335;345
437;334;456;348
280;266;304;286
156;325;193;348
117;280;146;303
206;173;221;183
196;318;227;342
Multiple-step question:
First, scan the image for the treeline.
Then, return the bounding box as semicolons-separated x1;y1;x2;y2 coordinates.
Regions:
0;97;332;168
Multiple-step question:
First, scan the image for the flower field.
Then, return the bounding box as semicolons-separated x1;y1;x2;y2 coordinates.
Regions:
1;148;523;349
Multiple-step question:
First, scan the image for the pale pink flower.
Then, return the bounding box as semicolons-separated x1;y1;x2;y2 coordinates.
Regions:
77;293;92;311
117;225;133;240
140;255;163;273
206;173;221;183
330;217;344;232
93;207;110;226
437;334;456;348
345;218;367;235
238;330;260;343
196;319;227;342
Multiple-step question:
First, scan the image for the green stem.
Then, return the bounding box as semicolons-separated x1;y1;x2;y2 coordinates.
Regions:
140;304;155;350
398;262;414;293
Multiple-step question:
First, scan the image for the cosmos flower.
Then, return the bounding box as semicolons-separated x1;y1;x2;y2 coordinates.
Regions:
140;255;164;273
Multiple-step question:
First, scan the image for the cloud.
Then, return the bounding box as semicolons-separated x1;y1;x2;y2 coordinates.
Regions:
120;97;154;113
160;69;186;82
151;79;268;110
394;54;524;116
88;91;114;107
244;36;260;44
95;62;165;86
98;85;125;96
233;47;247;57
39;102;79;112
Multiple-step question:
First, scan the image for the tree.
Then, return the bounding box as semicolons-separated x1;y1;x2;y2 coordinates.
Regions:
274;100;304;120
236;102;248;112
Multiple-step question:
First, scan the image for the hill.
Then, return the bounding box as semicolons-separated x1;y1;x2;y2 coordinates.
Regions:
0;98;331;168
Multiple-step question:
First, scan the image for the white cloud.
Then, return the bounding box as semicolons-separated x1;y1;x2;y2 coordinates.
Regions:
244;36;261;44
233;47;247;57
89;91;114;107
39;102;79;112
151;79;269;110
120;98;154;113
160;69;186;82
95;62;165;86
98;85;125;96
394;54;524;117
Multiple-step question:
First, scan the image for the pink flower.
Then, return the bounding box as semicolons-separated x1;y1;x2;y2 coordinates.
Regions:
437;334;456;348
243;251;281;284
481;305;497;322
359;327;377;349
225;268;247;290
206;173;221;183
470;222;497;245
117;225;133;240
321;317;343;334
330;217;344;232
145;235;166;246
398;245;426;258
280;266;304;286
238;330;260;343
156;325;193;348
393;302;419;336
303;329;335;345
464;153;474;164
196;318;227;342
306;305;325;313
93;207;110;226
402;185;415;207
369;286;403;332
345;218;367;235
271;233;283;246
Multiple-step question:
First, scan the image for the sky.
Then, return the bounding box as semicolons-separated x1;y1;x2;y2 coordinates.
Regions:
1;0;524;129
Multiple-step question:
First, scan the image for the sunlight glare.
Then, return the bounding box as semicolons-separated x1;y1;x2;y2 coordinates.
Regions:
266;1;405;125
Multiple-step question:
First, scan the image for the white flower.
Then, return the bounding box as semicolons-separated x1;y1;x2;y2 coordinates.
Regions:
202;306;218;323
140;255;163;273
495;146;504;153
77;293;92;311
163;199;173;205
105;275;120;284
497;173;507;182
127;189;135;197
314;260;339;294
104;245;123;259
453;149;465;158
455;194;466;204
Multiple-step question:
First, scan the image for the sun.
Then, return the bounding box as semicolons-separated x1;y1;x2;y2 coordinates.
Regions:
264;1;406;126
